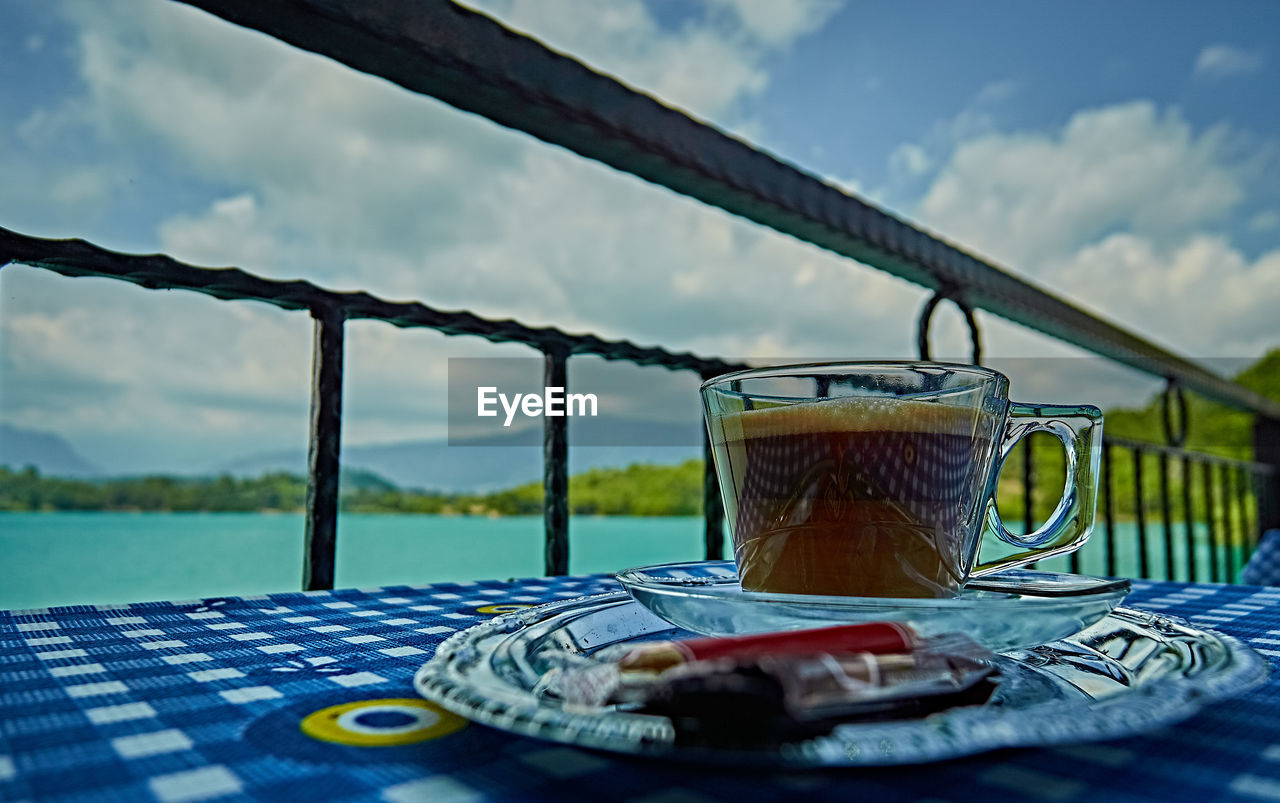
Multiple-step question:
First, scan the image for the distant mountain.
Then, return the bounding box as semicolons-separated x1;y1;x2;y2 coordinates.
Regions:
0;424;102;477
0;418;700;491
217;418;703;492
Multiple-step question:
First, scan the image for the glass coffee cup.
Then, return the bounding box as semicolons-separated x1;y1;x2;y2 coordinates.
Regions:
701;362;1102;599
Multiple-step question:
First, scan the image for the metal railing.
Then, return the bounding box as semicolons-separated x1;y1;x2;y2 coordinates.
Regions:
4;0;1279;588
1100;437;1270;582
1017;434;1275;582
0;227;741;587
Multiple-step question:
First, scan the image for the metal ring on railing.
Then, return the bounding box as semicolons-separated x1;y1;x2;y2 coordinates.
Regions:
1161;378;1189;447
917;287;982;365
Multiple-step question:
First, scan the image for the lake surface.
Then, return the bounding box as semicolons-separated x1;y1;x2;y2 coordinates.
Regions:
0;513;1245;610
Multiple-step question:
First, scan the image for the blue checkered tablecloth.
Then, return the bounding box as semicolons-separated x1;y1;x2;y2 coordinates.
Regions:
3;575;1280;802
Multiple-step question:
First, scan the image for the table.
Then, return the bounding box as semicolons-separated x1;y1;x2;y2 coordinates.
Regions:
3;574;1280;803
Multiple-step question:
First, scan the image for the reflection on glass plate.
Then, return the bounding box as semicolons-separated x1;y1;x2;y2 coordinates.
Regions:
414;593;1267;767
614;561;1131;652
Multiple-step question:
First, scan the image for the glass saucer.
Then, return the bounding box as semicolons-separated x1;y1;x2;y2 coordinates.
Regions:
414;593;1266;767
614;560;1131;652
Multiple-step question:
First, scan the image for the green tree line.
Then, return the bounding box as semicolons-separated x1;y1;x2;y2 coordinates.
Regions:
0;461;706;517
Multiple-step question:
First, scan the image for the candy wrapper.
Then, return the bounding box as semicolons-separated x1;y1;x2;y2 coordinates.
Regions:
540;622;998;748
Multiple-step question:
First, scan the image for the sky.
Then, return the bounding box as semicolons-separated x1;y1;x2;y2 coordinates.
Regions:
1;0;1278;474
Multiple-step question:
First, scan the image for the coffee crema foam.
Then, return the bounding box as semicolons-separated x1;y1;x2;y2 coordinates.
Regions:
711;396;995;442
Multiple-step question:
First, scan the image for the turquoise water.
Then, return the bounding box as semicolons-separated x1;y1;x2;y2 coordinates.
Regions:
1031;520;1246;583
0;513;1247;610
0;513;704;610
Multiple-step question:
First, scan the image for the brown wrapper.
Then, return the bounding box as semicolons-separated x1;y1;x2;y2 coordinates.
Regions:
543;627;998;747
632;634;998;746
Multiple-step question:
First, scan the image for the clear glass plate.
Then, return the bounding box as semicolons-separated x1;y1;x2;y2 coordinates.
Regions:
414;593;1267;767
614;560;1132;652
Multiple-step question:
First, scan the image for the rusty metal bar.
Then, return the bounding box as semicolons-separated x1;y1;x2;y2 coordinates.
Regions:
1103;442;1117;577
1232;463;1247;581
1022;438;1035;537
0;228;743;379
1133;448;1149;579
702;430;725;561
1183;456;1197;583
303;305;344;591
1237;466;1256;567
1204;459;1221;583
1159;453;1174;580
701;371;727;561
543;348;570;576
1219;464;1237;582
1242;466;1259;552
1256;417;1280;533
1105;434;1274;473
1017;436;1049;572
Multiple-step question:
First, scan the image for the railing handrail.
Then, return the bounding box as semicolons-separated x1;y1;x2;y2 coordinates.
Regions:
176;0;1280;421
0;228;744;378
1103;434;1277;474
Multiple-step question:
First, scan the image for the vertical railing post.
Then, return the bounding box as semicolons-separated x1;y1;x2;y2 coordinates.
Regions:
1020;437;1041;570
1254;416;1280;536
700;379;725;561
543;347;570;576
1021;438;1035;535
1133;449;1149;579
303;304;345;591
1218;464;1237;582
1103;441;1117;577
1159;454;1174;580
1204;460;1221;583
1236;465;1254;561
1182;457;1196;583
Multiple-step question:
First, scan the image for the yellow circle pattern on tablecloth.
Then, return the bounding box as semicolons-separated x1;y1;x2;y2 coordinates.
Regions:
476;603;534;614
300;698;466;746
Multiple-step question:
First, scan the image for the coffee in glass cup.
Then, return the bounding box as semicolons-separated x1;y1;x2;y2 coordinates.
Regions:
702;363;1102;599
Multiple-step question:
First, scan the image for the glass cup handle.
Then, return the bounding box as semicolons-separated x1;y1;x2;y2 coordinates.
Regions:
972;401;1104;577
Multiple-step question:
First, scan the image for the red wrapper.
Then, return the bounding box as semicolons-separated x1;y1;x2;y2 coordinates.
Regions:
617;621;917;673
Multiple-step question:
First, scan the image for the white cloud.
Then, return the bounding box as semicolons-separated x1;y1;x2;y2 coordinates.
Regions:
912;99;1280;360
876;78;1019;205
973;79;1020;106
0;266;312;471
704;0;843;48
1050;234;1280;356
917;102;1241;270
66;1;516;282
1194;44;1265;79
159;194;280;269
420;144;918;354
464;0;839;118
889;142;931;176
